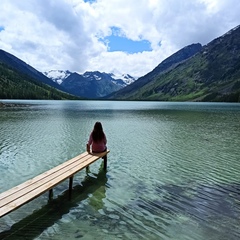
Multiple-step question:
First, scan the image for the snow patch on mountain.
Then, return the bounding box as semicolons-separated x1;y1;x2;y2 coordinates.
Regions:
45;70;136;87
110;73;136;85
44;70;71;84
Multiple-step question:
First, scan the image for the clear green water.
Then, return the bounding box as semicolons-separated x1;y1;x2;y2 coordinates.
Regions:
0;100;240;240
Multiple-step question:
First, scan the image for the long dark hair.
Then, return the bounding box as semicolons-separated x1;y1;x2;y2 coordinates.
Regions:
92;122;105;142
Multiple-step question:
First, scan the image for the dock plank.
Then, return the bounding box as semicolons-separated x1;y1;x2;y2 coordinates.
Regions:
0;152;88;201
0;150;109;218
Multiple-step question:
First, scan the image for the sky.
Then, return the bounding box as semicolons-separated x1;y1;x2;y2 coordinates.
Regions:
0;0;240;78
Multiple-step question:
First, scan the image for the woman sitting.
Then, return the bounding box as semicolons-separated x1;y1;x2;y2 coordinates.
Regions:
87;122;107;153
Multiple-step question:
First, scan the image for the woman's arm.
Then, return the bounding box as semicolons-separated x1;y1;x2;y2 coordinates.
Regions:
87;133;93;152
103;134;107;145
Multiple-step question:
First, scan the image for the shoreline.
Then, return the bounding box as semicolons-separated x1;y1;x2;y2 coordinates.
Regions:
0;101;27;108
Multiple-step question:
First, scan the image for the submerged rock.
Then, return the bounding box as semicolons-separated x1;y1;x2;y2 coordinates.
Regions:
153;182;240;221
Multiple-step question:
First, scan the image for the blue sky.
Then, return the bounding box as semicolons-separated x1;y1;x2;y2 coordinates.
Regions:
101;27;152;53
83;0;96;3
87;5;152;54
103;35;151;53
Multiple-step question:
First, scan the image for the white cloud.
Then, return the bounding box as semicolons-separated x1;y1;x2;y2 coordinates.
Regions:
0;0;240;78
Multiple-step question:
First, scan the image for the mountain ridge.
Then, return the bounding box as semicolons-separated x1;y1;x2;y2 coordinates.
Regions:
106;25;240;102
0;49;69;94
44;70;136;99
0;62;80;100
106;43;203;99
0;49;136;99
61;71;125;99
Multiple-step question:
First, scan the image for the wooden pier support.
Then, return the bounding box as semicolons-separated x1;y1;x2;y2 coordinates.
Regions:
103;156;107;171
69;176;73;199
49;189;53;201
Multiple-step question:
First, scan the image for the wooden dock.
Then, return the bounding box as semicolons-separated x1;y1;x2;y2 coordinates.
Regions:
0;150;109;218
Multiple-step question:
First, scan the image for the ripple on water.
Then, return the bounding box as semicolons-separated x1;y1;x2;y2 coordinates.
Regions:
1;101;240;240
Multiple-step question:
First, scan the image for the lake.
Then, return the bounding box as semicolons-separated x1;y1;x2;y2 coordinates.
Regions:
0;100;240;240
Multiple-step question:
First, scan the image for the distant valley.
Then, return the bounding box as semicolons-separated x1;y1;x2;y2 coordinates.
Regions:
0;24;240;102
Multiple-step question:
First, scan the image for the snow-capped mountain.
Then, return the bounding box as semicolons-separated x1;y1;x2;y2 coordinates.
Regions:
110;73;136;85
44;70;136;86
44;70;136;99
44;70;72;84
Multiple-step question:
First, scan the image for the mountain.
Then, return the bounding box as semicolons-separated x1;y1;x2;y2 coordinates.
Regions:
110;73;136;86
0;49;80;100
60;71;131;99
0;63;80;100
106;43;202;99
44;70;72;84
45;70;136;99
106;26;240;102
0;49;70;94
0;48;136;100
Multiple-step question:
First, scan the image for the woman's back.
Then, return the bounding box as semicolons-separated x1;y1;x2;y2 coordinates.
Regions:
87;122;107;153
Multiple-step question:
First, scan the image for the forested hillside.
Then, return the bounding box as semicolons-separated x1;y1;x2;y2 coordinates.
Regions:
107;26;240;102
0;63;80;100
107;43;202;100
